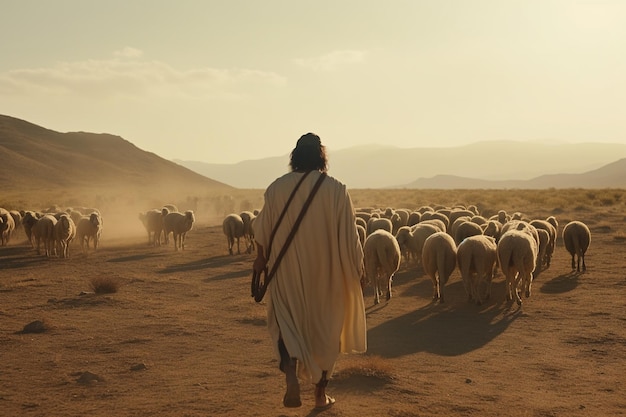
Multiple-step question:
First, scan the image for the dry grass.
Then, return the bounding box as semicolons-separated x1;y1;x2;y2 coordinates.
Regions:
89;276;120;294
334;354;395;383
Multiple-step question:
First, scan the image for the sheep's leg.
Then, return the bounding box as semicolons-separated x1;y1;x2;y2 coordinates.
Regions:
504;271;513;302
513;272;523;305
571;254;576;270
431;275;439;300
438;275;448;303
581;254;587;271
386;274;393;301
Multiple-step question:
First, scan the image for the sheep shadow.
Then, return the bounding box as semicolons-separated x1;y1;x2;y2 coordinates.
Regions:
366;280;519;358
107;253;165;263
539;271;580;294
0;246;50;269
157;255;252;282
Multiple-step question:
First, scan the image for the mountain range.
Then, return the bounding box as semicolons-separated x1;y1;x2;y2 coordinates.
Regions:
175;141;626;189
1;114;625;194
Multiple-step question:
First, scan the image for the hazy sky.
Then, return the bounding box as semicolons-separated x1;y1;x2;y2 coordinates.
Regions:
1;1;625;163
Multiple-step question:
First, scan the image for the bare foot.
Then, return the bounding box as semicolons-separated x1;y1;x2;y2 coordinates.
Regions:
314;384;335;410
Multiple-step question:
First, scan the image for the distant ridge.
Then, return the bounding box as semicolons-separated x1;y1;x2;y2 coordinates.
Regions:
0;114;231;201
176;140;626;189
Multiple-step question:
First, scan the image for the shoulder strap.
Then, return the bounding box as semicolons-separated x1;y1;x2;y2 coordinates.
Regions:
252;172;326;302
265;170;311;261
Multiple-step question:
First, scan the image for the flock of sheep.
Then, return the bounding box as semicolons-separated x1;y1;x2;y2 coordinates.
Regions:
1;202;197;257
2;200;591;308
219;204;591;307
0;206;103;258
357;205;591;306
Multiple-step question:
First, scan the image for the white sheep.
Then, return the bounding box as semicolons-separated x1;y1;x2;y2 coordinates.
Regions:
31;214;57;257
9;210;22;239
497;229;538;306
356;224;366;247
394;223;440;265
422;231;457;303
407;211;421;226
363;229;401;305
562;220;591;272
453;220;483;246
163;210;195;251
530;219;557;268
21;211;39;247
366;217;393;236
482;219;502;242
420;211;449;231
457;235;498;305
139;209;165;246
240;210;256;253
0;208;16;246
76;212;103;252
222;213;245;255
54;214;76;258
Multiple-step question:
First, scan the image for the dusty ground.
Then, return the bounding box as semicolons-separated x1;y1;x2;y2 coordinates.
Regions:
1;206;625;417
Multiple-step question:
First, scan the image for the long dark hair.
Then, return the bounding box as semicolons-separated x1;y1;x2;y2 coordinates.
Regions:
289;133;328;173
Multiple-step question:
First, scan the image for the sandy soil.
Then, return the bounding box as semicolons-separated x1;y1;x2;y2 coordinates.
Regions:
1;208;625;417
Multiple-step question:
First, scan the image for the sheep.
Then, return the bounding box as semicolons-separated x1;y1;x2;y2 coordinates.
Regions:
454;220;484;246
363;229;401;305
355;211;372;223
470;215;488;226
420;211;449;231
562;220;591;272
366;217;393;235
54;214;76;258
76;212;103;251
547;215;559;233
419;218;447;233
535;228;550;273
482;220;502;242
456;235;498;305
448;215;471;239
422;231;457;303
530;219;557;267
407;211;421;226
448;209;475;228
0;208;16;246
356;224;366;247
31;214;57;256
139;209;165;246
240;210;256;253
21;211;39;247
355;216;367;230
497;229;538;305
223;213;245;255
163;210;195;251
9;210;22;238
390;211;407;235
394;223;440;265
163;204;178;213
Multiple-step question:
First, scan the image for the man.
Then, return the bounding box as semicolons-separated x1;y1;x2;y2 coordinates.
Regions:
253;133;366;410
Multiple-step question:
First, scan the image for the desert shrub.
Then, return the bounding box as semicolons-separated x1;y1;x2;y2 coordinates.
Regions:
90;277;119;294
334;354;395;383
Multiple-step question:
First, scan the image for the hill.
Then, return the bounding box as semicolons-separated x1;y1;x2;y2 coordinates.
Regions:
176;141;626;189
404;158;626;189
0;114;232;206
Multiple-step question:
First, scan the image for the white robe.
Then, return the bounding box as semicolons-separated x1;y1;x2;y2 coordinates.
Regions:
255;170;366;383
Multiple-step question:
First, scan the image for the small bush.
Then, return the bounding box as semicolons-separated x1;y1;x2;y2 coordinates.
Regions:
90;277;120;294
335;354;395;382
